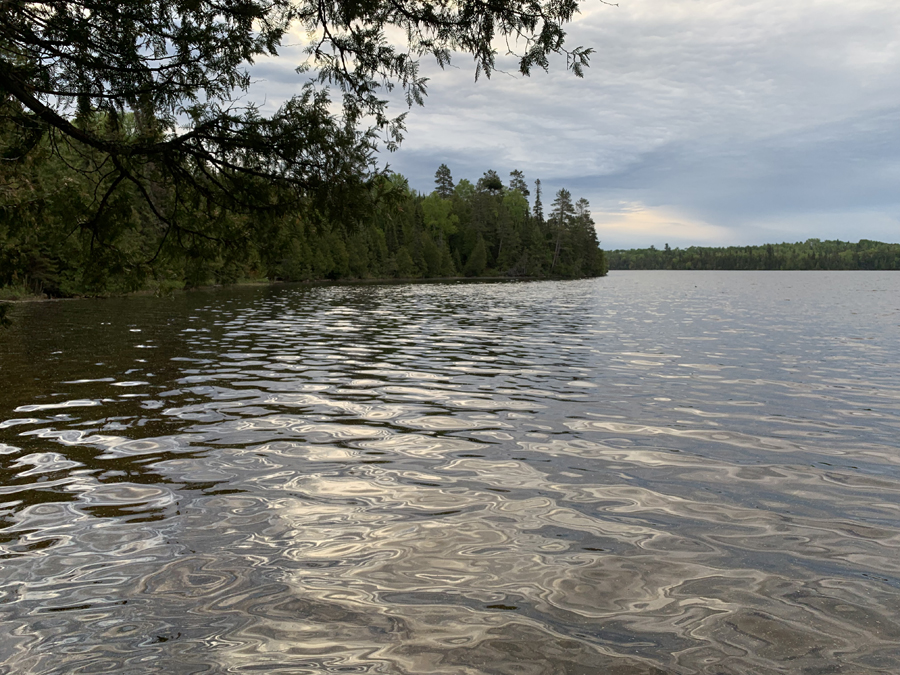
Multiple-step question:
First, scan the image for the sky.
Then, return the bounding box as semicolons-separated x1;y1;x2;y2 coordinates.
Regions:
255;0;900;249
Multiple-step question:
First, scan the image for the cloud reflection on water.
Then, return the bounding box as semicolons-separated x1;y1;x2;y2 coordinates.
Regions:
1;272;899;673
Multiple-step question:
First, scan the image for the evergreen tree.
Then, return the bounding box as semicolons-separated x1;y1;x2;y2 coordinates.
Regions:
1;0;594;282
394;247;418;277
572;198;606;276
533;179;545;225
464;236;488;276
421;235;442;277
550;188;575;272
434;164;455;198
477;170;504;194
509;170;530;198
440;245;457;276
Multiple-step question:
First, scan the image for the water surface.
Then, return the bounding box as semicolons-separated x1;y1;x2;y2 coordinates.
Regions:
1;272;899;674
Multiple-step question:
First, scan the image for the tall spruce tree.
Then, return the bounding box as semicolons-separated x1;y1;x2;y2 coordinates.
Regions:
533;179;545;224
572;197;606;276
464;236;488;277
434;164;455;198
550;188;575;271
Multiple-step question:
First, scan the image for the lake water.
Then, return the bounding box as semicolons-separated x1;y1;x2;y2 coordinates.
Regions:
1;271;899;674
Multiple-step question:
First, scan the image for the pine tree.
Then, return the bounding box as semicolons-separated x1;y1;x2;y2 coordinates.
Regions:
550;188;575;272
572;197;605;276
1;0;594;283
434;164;455;198
508;170;530;198
477;170;504;194
394;247;418;278
533;179;544;225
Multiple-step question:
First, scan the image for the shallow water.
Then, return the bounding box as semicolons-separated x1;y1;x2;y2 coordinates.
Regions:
1;271;899;674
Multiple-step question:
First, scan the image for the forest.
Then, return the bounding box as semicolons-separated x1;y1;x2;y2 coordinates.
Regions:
608;240;900;271
1;0;605;303
0;117;607;299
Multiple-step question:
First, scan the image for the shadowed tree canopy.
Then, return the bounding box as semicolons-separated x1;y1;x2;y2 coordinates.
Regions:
477;169;504;194
0;0;594;228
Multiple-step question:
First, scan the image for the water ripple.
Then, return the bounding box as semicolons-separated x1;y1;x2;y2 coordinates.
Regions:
1;273;900;673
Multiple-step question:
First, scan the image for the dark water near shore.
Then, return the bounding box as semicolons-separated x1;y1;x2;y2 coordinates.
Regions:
1;271;899;674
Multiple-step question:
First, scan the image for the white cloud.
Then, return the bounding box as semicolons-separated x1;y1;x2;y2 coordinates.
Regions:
245;0;900;247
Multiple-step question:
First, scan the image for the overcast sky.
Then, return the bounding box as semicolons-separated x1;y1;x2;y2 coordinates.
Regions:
257;0;900;249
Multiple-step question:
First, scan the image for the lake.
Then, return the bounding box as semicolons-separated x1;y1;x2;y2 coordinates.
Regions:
1;271;899;674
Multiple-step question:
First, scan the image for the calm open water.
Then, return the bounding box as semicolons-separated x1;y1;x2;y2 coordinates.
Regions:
1;271;899;674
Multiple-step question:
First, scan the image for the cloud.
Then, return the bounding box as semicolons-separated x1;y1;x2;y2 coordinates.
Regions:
243;0;900;247
382;0;900;246
593;203;733;249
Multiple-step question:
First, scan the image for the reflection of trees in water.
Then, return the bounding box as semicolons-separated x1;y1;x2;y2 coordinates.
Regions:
0;436;227;532
1;277;900;673
0;294;241;536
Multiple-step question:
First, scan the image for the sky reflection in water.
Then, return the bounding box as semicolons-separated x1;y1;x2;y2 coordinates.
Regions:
1;272;899;674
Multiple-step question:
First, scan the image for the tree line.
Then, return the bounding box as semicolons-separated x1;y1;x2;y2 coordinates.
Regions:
1;0;602;300
607;240;900;271
0;124;607;298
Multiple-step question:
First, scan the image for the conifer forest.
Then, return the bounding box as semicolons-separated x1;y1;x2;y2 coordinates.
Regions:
0;134;607;298
607;240;900;271
1;0;605;300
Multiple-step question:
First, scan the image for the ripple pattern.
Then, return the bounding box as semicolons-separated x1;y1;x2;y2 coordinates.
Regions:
1;272;900;674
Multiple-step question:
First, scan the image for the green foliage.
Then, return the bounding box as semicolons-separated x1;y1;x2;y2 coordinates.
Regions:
454;179;476;203
422;193;459;241
394;247;418;278
503;190;530;226
464;237;488;277
434;165;455;199
1;151;607;298
607;239;900;271
509;170;530;198
1;0;596;298
477;170;504;194
533;179;545;224
1;0;593;248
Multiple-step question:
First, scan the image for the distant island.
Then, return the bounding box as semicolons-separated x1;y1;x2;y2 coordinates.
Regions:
608;239;900;270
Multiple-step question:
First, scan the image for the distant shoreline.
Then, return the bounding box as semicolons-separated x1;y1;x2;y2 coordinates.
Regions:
607;239;900;271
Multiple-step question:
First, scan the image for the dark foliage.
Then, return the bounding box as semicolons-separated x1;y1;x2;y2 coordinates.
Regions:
1;0;595;285
607;240;900;271
1;152;606;297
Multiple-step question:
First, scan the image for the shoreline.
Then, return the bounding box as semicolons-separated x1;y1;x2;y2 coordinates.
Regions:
0;274;566;304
